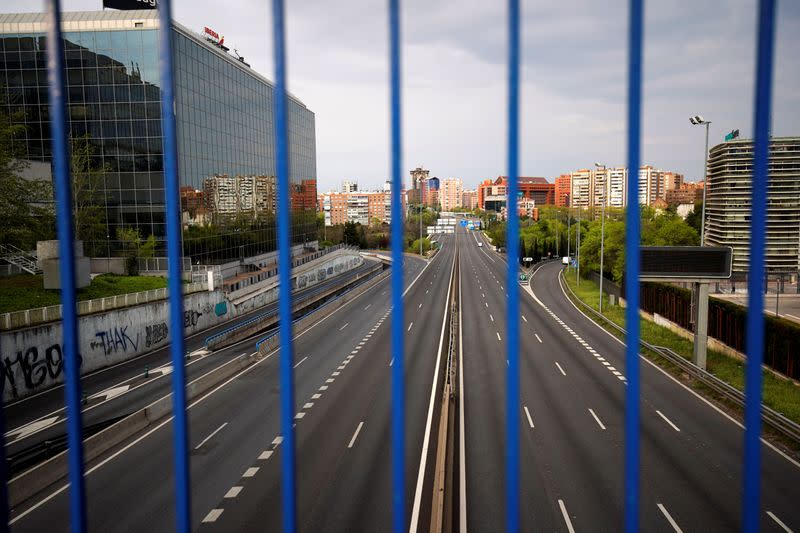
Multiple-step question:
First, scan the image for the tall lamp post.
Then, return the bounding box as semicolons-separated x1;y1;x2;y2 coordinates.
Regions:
595;163;607;313
689;115;711;244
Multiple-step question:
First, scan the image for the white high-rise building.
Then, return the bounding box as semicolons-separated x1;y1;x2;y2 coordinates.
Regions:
440;178;463;211
342;180;358;193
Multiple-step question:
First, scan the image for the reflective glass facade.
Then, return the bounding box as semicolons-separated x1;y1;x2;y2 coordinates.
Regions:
0;10;317;262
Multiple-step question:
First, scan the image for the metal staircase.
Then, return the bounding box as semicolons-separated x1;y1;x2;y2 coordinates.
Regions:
0;244;42;275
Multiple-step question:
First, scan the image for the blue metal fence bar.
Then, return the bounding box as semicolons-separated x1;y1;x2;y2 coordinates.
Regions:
743;1;776;531
156;1;192;531
624;0;643;531
45;2;87;531
505;0;521;532
388;1;406;531
271;1;297;531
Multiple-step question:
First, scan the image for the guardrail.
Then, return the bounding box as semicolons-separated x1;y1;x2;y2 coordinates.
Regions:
205;262;382;349
560;270;800;445
0;281;209;331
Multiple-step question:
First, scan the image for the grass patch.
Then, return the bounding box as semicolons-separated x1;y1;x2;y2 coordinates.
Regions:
563;271;800;427
0;273;167;314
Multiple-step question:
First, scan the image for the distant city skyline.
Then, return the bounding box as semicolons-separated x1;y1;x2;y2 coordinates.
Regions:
6;0;799;194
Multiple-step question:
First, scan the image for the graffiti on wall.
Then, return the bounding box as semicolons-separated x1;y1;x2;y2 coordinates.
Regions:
184;309;203;328
145;322;169;347
214;301;228;317
90;326;139;355
1;343;81;399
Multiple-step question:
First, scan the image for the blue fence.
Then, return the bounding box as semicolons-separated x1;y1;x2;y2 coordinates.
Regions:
4;0;777;532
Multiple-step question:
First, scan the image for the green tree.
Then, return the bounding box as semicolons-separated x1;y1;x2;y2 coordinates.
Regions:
685;201;703;236
342;221;359;246
70;134;108;256
117;227;156;276
0;105;55;249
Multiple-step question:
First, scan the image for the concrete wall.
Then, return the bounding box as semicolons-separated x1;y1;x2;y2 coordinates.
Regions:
0;248;363;402
0;289;232;402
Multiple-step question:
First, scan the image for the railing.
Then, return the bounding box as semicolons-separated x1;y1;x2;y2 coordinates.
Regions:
3;1;777;533
0;282;209;331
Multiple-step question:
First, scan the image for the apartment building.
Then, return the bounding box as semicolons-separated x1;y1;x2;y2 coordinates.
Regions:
441;178;464;211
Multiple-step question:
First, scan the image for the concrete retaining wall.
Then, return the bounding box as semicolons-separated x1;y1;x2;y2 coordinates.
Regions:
0;289;233;403
0;249;366;403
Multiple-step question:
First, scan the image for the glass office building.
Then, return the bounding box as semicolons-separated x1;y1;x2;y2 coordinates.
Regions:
0;10;317;262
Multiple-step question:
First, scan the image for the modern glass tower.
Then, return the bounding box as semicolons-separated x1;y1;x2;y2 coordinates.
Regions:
0;9;317;262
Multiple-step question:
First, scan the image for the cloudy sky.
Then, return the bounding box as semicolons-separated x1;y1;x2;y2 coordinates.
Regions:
7;0;800;192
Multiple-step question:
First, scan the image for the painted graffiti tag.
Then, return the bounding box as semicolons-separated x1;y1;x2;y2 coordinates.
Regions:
145;322;169;347
90;326;139;355
1;343;81;399
184;309;203;328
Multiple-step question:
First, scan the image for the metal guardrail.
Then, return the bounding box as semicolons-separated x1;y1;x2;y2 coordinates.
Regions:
0;281;209;331
205;262;381;347
560;270;800;445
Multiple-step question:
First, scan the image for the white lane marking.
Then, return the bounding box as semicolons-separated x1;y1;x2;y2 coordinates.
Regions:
8;416;59;440
339;322;349;331
348;421;365;448
293;356;308;369
319;385;329;391
389;357;394;366
203;509;224;523
489;314;494;322
656;410;681;432
535;333;543;343
558;499;576;533
243;467;259;477
766;511;793;532
482;293;485;298
258;450;273;460
426;289;429;294
303;402;314;409
419;303;423;309
496;332;502;341
326;378;335;383
524;406;535;428
408;322;414;332
589;408;606;430
311;394;321;401
522;315;527;323
225;486;243;498
295;412;306;419
555;362;566;376
485;302;488;308
409;250;456;533
194;422;228;450
272;436;283;445
364;304;371;310
332;372;340;376
658;503;684;532
90;385;130;402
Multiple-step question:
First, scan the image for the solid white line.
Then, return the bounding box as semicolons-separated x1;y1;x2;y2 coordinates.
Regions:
202;509;224;523
785;313;800;321
496;332;502;341
194;422;228;450
293;356;308;369
339;322;349;331
558;499;576;533
535;333;543;343
657;503;684;532
348;421;364;448
458;255;467;533
766;511;792;532
555;362;566;376
409;248;456;533
589;408;606;430
408;322;414;332
225;486;243;498
656;410;681;432
242;467;259;477
524;406;535;428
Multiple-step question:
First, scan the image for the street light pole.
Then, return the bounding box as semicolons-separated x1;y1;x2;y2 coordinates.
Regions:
419;203;423;256
576;205;581;286
690;116;712;245
595;163;607;313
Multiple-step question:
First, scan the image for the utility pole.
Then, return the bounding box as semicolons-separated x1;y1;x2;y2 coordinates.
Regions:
595;163;607;313
700;121;710;245
419;203;423;256
566;207;571;267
